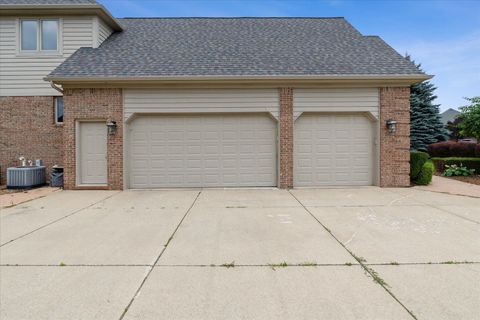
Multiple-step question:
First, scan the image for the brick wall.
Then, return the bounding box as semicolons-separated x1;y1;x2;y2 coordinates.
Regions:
379;87;411;187
0;96;63;185
63;88;123;190
279;87;294;189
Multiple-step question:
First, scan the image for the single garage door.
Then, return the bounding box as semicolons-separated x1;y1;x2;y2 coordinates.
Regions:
129;114;277;188
294;114;374;186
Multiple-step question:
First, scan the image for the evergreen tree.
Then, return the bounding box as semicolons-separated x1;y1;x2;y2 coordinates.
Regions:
408;57;447;151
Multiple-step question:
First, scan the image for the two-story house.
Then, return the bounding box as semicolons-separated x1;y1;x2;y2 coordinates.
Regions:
0;0;429;190
0;0;120;185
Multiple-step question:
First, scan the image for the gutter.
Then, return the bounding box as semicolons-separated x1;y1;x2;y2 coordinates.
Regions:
50;81;63;94
44;74;433;83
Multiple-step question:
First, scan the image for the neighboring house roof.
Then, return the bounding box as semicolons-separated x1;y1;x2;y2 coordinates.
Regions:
46;18;428;81
0;0;122;31
440;108;460;125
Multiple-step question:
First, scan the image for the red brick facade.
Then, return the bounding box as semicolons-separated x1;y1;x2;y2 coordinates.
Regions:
379;87;411;187
0;96;63;185
2;86;410;189
279;88;294;189
63;88;123;190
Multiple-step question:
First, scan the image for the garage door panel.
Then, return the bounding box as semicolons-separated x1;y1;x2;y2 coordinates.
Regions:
129;114;276;188
294;114;373;187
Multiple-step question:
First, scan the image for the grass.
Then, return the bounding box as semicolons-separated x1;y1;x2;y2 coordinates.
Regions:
59;262;66;266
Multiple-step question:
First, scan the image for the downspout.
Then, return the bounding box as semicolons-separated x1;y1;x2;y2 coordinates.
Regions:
50;81;64;94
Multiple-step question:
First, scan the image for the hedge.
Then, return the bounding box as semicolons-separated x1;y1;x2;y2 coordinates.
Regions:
431;157;480;174
415;161;434;185
428;141;478;158
410;151;429;180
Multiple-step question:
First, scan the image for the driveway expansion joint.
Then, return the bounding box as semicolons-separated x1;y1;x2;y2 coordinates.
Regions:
0;191;121;248
288;190;419;320
383;188;480;225
3;261;478;267
118;190;202;320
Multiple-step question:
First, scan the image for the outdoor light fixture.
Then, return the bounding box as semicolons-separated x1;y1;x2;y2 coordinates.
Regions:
386;119;397;133
106;120;117;135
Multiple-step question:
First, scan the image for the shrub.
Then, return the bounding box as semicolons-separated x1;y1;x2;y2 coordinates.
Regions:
449;142;476;157
410;151;429;180
443;164;475;177
431;157;480;173
427;141;454;157
427;141;477;157
415;161;434;185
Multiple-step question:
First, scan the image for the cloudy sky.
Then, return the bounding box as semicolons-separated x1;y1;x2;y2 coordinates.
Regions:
99;0;479;111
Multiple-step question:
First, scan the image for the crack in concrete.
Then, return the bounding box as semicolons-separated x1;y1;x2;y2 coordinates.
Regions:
384;188;480;225
0;191;121;247
288;190;419;320
118;190;202;320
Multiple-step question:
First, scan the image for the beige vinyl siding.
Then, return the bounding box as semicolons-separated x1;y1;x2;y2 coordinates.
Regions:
97;17;113;46
0;16;94;96
124;88;280;120
293;88;379;119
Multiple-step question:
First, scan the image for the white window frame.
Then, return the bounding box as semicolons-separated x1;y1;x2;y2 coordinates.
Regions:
18;18;62;56
55;96;64;124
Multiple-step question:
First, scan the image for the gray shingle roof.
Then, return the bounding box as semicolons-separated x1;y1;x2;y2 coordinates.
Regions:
0;0;96;4
48;18;425;79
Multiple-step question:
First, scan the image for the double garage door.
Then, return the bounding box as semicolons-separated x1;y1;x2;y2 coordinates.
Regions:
129;114;277;188
128;113;374;189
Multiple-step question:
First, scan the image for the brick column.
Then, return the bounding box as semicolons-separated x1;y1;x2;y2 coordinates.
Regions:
63;88;123;190
279;87;294;189
379;87;410;187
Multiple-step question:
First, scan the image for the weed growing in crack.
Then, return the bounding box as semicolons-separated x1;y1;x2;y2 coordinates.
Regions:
364;266;389;287
441;260;474;265
221;261;235;268
59;262;66;267
268;261;288;270
352;254;367;263
299;261;318;266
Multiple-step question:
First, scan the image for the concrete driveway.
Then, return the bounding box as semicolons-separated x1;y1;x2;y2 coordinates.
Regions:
1;188;479;320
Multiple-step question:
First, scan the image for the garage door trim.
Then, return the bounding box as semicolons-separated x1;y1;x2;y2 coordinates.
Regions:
126;113;278;189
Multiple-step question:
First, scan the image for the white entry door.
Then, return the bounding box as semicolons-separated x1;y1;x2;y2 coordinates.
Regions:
128;114;277;188
79;122;107;185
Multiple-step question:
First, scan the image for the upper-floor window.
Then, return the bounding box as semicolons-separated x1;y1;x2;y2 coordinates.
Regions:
20;19;59;52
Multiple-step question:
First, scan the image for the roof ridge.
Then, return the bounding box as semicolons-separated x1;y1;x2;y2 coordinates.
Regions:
118;16;346;20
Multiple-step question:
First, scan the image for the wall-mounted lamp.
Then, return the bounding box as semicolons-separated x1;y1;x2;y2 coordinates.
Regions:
106;120;117;135
386;119;397;133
